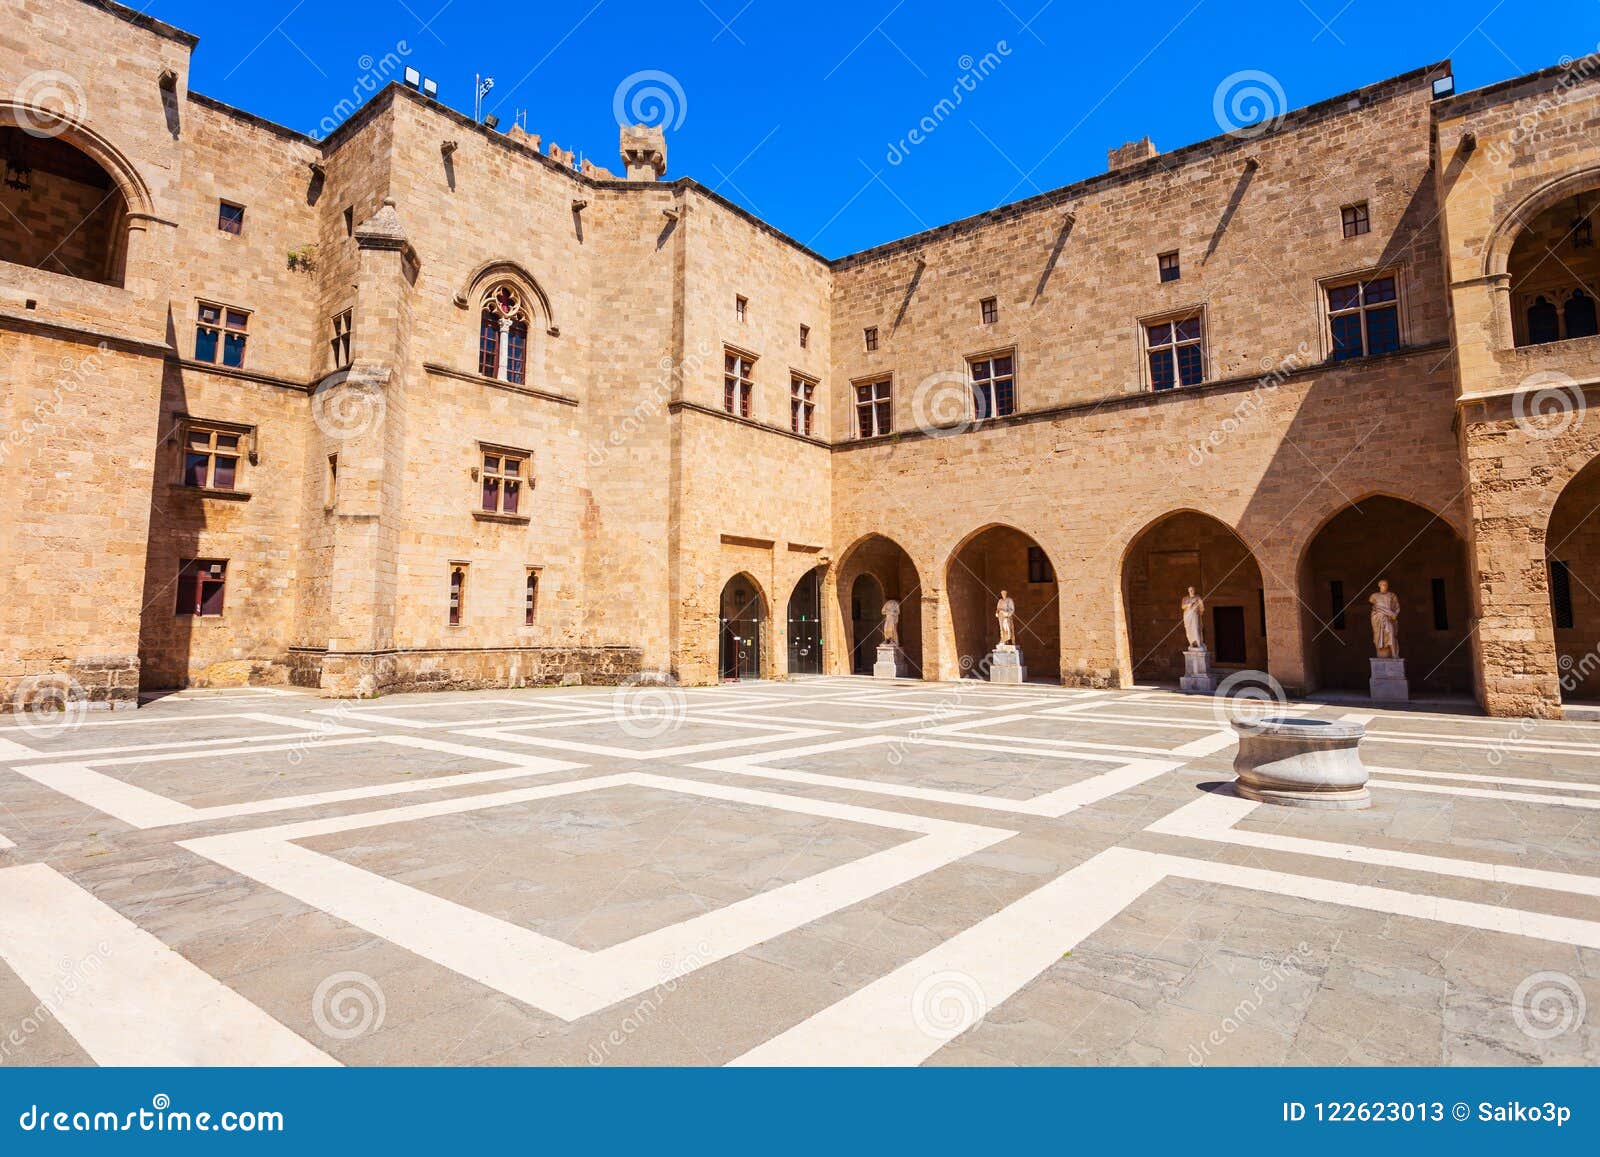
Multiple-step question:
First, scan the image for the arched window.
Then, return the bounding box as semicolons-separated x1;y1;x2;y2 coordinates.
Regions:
1527;295;1559;345
1565;289;1598;339
477;285;529;385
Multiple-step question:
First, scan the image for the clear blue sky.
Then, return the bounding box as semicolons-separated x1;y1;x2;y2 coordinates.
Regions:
144;0;1583;257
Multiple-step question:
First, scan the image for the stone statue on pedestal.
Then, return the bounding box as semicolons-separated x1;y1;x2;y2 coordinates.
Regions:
881;598;900;645
1181;586;1205;649
1369;580;1400;658
995;590;1016;647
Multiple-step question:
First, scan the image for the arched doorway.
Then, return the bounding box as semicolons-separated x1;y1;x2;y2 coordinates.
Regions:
786;568;823;675
1547;455;1600;703
0;126;129;285
836;534;923;677
1507;191;1600;347
718;574;766;681
1121;511;1267;683
1299;496;1471;694
946;525;1059;682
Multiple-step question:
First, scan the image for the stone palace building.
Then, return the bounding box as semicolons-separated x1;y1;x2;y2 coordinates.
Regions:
6;0;1600;718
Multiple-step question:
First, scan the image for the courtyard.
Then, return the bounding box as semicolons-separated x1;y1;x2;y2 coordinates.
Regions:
0;677;1594;1067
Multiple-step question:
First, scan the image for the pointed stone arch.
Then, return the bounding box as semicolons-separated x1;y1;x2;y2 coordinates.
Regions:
833;533;924;677
943;523;1059;682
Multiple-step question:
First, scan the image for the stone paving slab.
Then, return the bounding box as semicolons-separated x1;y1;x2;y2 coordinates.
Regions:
0;677;1596;1066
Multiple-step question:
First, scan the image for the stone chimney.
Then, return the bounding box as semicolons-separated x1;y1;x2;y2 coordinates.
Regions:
1108;137;1158;171
620;124;667;182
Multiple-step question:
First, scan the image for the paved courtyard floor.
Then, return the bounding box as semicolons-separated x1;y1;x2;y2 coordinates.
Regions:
0;677;1595;1067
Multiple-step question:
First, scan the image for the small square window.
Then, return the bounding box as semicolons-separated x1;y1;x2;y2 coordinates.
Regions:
181;422;246;491
481;450;527;515
864;326;879;352
1342;202;1370;238
1027;546;1053;584
980;297;998;325
799;324;810;349
194;301;249;368
176;559;228;617
735;295;748;323
1158;251;1180;282
217;202;244;234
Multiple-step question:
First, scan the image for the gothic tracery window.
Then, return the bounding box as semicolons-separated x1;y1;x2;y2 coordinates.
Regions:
478;284;530;385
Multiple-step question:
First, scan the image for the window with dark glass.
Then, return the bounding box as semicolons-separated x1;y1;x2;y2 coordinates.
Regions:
194;301;249;368
481;451;525;515
799;324;810;349
183;424;242;490
863;326;879;352
1145;315;1204;389
175;559;228;617
1329;579;1346;630
1341;202;1370;238
1027;546;1053;584
1564;289;1598;339
1158;251;1180;282
724;351;754;418
970;353;1016;418
1527;295;1561;344
980;297;998;324
217;201;245;234
1327;275;1400;360
855;378;891;438
790;374;816;435
479;285;529;384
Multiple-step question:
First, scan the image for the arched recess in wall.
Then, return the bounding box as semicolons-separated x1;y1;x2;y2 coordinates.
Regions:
834;534;923;677
1296;494;1471;695
0;105;153;287
452;260;556;386
1545;454;1600;703
718;572;767;681
1120;510;1267;684
1484;167;1600;349
945;524;1059;682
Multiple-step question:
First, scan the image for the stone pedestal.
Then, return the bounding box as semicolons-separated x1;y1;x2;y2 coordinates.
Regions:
873;643;908;679
1232;716;1370;810
988;645;1026;684
1179;646;1215;693
1369;657;1408;702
